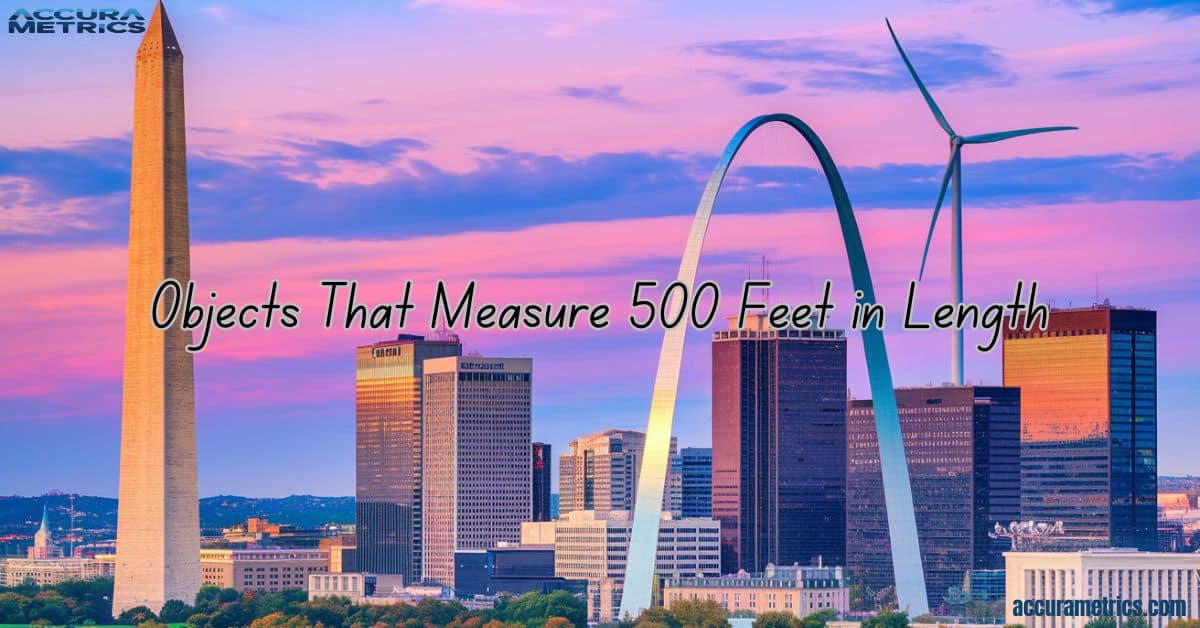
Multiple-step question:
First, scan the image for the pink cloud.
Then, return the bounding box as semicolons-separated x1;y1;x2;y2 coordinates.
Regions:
2;199;1197;412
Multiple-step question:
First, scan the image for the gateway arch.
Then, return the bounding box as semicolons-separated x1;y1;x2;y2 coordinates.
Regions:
619;114;929;618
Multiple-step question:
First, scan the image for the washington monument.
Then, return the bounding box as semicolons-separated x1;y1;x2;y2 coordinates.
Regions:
112;1;200;615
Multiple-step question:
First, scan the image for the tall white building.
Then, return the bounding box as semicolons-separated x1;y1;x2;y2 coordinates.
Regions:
559;429;682;517
522;510;721;623
1005;549;1200;628
421;357;533;586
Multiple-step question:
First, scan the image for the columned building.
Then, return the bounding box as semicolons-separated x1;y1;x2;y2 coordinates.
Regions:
355;334;462;581
712;315;847;573
1005;550;1200;628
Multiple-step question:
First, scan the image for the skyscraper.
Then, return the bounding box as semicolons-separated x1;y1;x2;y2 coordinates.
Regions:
712;315;847;573
356;334;462;581
113;1;200;615
532;443;553;522
421;356;533;586
847;386;1020;608
1004;305;1157;550
680;447;712;519
558;429;680;516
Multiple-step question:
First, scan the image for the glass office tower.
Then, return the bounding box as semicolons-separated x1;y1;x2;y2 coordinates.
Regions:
712;315;847;573
532;442;553;522
847;386;1020;609
1003;305;1157;550
680;447;713;519
356;333;462;581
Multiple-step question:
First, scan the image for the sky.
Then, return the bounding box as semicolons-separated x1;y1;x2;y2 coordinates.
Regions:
1;0;1198;497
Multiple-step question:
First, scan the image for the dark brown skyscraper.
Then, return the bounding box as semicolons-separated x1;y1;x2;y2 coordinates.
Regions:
847;386;1020;610
532;442;552;522
1004;305;1157;550
712;315;847;574
356;334;461;581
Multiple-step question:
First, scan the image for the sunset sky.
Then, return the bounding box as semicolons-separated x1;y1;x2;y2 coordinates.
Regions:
1;0;1198;496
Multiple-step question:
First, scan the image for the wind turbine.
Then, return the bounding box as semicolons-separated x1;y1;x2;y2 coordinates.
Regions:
886;19;1076;386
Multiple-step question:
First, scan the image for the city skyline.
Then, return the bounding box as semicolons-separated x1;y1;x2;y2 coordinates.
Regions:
2;0;1199;497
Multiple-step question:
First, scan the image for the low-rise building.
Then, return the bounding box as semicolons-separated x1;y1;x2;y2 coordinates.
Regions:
319;535;357;573
1005;549;1200;628
200;548;328;592
308;573;475;607
1;556;116;586
521;510;721;623
663;564;848;619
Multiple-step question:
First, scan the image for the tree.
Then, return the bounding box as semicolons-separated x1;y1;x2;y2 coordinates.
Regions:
636;606;681;628
1002;624;1026;628
545;618;574;628
159;598;194;622
501;590;587;627
0;592;28;624
861;610;909;628
669;599;730;628
137;621;169;628
801;609;838;628
1167;621;1200;628
753;611;803;628
117;605;159;625
1082;617;1117;628
1125;614;1150;628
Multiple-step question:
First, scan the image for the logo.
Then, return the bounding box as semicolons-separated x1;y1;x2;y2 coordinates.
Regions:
460;361;504;371
8;8;145;34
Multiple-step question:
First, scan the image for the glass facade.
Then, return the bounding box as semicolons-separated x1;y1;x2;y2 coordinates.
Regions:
681;447;713;519
712;318;847;574
532;442;553;522
846;386;1020;610
1003;307;1157;550
355;334;461;580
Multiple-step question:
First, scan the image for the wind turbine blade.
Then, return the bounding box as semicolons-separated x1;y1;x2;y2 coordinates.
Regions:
919;148;959;281
886;18;955;137
962;126;1078;144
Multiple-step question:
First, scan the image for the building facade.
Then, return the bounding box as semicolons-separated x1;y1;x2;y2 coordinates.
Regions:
558;429;681;517
663;564;848;619
521;510;721;623
356;333;462;581
1;556;116;587
680;447;713;519
199;548;329;592
1004;306;1157;550
532;442;553;522
713;315;848;573
1005;550;1200;628
847;386;1020;609
421;356;533;586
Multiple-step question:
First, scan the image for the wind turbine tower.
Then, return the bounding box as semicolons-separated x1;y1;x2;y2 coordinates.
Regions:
887;19;1077;385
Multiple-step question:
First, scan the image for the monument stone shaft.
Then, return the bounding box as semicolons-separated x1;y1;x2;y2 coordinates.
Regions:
112;1;200;615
